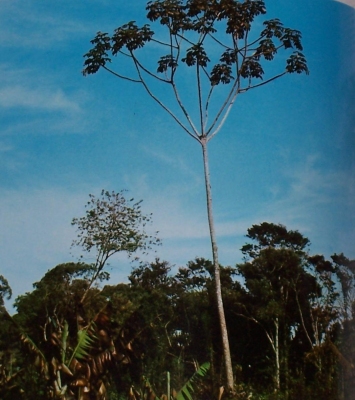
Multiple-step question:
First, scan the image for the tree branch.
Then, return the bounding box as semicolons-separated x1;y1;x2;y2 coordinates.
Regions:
197;65;205;135
238;72;287;93
203;85;214;131
294;282;314;348
103;66;141;83
170;72;200;139
151;37;178;49
233;311;276;353
131;55;200;142
132;54;171;83
206;77;239;140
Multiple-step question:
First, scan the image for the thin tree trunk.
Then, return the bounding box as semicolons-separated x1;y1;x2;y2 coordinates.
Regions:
284;329;289;400
201;138;234;394
275;318;280;392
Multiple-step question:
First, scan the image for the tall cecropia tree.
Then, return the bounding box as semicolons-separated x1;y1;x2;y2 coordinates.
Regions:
83;1;308;393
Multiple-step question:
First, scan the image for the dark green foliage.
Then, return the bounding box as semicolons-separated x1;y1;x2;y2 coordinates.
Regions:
0;275;12;307
331;253;355;399
242;221;310;254
82;31;111;75
3;263;135;400
1;223;354;399
14;263;97;343
236;223;344;397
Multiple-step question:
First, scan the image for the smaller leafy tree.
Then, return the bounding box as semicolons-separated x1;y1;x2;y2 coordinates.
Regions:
236;223;314;393
293;254;340;399
296;254;339;351
331;253;355;399
71;190;160;304
332;253;355;322
236;223;346;398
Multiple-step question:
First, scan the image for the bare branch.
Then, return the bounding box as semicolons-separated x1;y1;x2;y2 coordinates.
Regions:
203;85;214;131
175;32;196;47
238;33;266;53
169;26;176;81
207;82;241;141
200;65;211;80
206;77;239;139
233;311;276;353
205;33;249;140
295;281;314;348
239;72;287;93
207;32;230;50
167;60;201;138
132;53;171;83
132;55;200;142
151;37;178;49
103;66;141;83
197;65;205;135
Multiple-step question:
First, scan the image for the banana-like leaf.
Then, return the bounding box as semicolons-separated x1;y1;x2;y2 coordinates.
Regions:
176;362;210;400
4;310;47;373
20;333;48;372
68;323;96;366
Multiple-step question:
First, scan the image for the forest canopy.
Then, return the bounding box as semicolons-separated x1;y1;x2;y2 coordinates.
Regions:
1;220;354;400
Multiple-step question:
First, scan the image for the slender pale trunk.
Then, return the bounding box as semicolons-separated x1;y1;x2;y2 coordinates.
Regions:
274;317;280;392
201;138;234;394
167;371;171;400
283;329;289;400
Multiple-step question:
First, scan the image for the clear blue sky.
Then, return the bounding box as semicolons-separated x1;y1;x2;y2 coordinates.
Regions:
1;0;354;308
